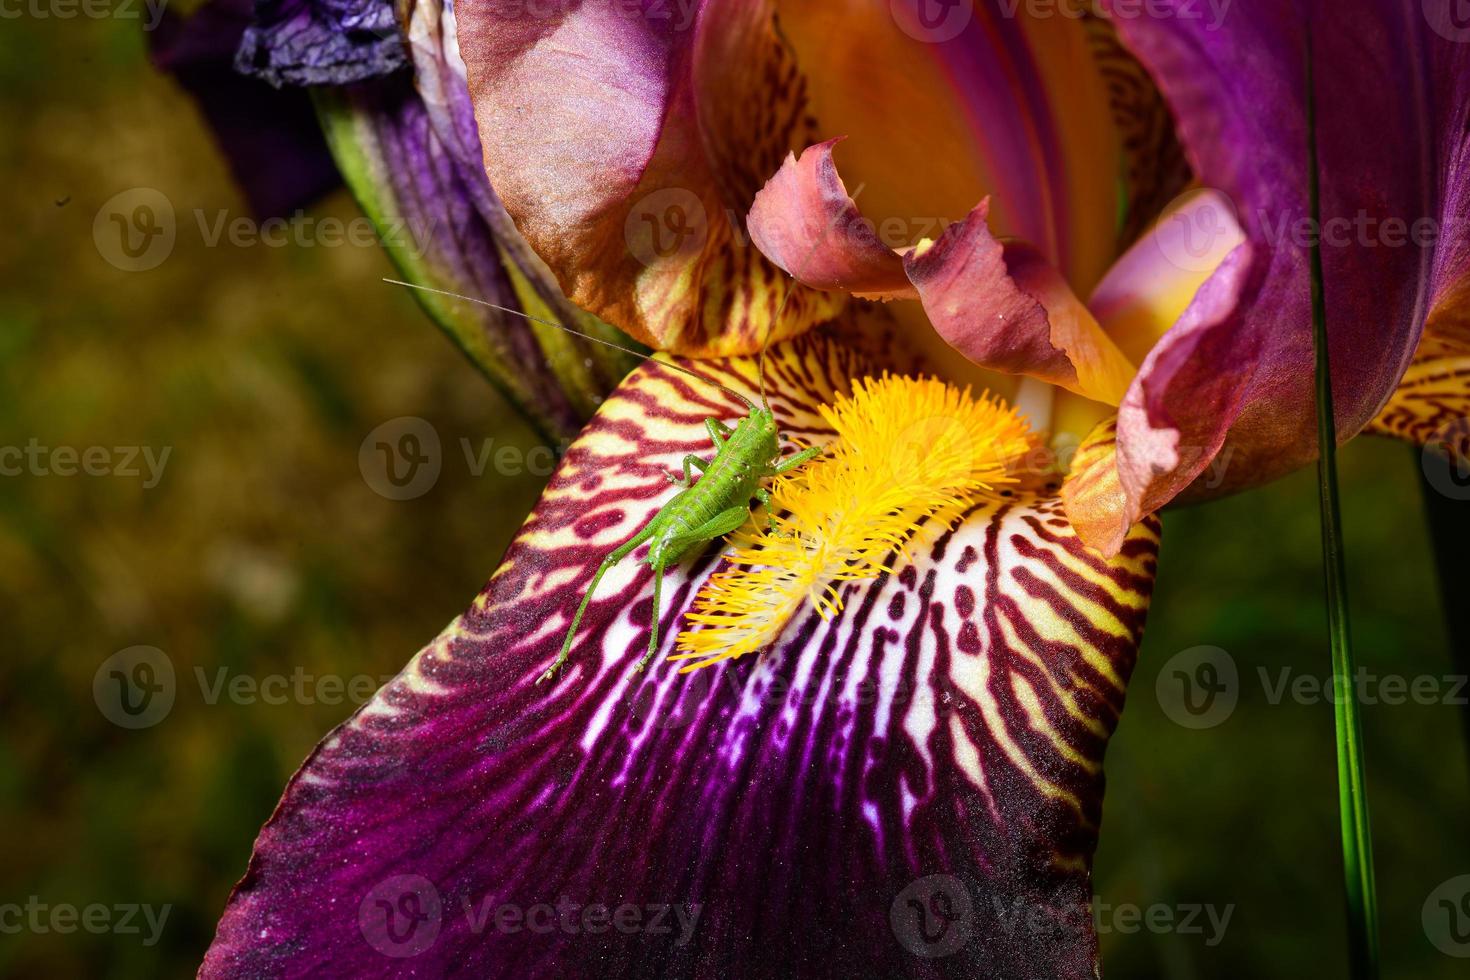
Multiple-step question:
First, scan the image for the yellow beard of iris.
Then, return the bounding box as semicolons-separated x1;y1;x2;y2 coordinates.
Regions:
672;374;1036;672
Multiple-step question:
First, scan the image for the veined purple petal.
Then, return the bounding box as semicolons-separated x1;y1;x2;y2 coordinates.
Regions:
1101;0;1463;524
455;0;844;356
1422;14;1470;352
235;0;409;87
317;76;602;439
203;332;1161;978
403;0;632;402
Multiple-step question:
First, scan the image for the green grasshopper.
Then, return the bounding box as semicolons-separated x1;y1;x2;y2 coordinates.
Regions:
383;279;823;684
544;396;822;683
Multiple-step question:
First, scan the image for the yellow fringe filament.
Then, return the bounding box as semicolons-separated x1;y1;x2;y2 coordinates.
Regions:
671;374;1035;671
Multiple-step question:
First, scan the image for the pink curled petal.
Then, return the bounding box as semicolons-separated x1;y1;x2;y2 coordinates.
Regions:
746;139;915;301
1115;240;1260;527
904;204;1135;405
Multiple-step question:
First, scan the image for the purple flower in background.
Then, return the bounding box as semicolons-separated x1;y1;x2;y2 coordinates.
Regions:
235;0;409;86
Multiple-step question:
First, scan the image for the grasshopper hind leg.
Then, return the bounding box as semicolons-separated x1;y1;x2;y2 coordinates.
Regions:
541;523;657;684
634;563;667;673
631;505;752;674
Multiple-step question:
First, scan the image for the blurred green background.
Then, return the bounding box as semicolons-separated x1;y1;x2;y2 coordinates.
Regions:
1;16;1466;980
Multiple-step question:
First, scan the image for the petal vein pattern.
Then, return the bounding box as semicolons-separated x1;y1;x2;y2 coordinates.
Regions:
204;332;1160;979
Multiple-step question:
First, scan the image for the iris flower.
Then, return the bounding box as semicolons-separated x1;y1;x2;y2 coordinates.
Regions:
173;0;1470;976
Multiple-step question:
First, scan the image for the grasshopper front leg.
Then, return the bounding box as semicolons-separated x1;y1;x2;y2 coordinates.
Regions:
669;418;732;486
668;453;709;488
768;444;824;476
541;520;659;684
706;418;734;446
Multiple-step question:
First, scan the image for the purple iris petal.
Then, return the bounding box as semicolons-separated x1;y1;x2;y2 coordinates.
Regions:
330;73;595;437
404;0;611;352
236;0;409;87
203;335;1164;979
1105;0;1465;517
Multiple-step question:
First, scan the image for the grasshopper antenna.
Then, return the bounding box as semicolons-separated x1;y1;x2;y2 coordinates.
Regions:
383;278;756;409
757;276;800;415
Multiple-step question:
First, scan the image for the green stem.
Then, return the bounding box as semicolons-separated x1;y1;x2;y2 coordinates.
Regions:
1305;31;1380;980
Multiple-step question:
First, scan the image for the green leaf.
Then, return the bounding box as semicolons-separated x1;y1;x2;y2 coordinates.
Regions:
1305;30;1381;980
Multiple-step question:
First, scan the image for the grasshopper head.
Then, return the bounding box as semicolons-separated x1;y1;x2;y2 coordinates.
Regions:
756;407;777;435
738;406;780;462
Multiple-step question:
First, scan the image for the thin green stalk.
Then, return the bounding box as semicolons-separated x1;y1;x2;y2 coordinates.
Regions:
1304;31;1380;980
